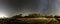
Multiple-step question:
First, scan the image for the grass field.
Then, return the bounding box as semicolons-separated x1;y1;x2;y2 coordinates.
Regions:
0;18;60;24
16;18;60;24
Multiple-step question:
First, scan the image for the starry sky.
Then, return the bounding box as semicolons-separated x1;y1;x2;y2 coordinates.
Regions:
0;0;60;17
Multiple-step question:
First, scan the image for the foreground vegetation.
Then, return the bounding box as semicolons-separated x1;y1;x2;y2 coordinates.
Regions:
0;13;60;24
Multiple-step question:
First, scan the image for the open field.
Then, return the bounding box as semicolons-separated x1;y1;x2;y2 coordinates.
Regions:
0;18;60;24
16;18;60;24
16;18;56;21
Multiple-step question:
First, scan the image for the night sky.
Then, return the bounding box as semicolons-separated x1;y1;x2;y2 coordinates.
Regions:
0;0;60;18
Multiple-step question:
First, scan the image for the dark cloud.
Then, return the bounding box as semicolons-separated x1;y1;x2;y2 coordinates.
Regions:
0;0;60;17
0;0;38;16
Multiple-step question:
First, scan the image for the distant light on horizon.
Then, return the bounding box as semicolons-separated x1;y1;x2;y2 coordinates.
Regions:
0;14;8;18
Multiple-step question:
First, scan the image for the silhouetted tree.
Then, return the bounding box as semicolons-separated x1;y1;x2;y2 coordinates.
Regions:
45;15;53;18
12;14;23;18
25;13;43;18
54;15;60;21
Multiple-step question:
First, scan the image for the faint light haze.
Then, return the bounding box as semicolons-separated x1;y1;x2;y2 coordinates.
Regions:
0;0;60;18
